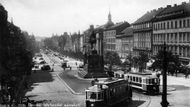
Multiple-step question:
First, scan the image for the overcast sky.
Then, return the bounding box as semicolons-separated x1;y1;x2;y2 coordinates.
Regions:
0;0;189;37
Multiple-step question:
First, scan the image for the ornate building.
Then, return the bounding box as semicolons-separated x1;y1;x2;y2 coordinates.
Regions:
152;2;190;63
132;7;165;57
104;21;130;53
63;32;72;51
116;26;133;58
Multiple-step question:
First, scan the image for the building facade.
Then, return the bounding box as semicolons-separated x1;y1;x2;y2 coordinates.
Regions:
63;32;73;51
152;2;190;63
132;8;165;57
117;27;133;58
104;22;130;53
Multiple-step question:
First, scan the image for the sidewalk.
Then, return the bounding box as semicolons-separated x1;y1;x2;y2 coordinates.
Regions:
160;75;190;87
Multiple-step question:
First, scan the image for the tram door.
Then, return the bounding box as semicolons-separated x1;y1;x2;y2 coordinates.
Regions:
103;90;108;103
142;79;147;90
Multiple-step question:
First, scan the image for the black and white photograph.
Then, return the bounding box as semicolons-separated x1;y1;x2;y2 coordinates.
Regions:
0;0;190;107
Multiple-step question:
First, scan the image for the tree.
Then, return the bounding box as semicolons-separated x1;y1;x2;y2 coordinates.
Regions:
151;50;180;75
123;52;133;72
131;52;149;72
104;51;121;75
138;52;149;72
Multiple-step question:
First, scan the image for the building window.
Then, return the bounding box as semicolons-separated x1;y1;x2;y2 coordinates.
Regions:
158;23;160;30
187;19;190;27
171;21;173;29
163;22;165;29
183;32;186;43
175;20;177;28
175;33;177;43
179;20;182;28
167;21;169;29
160;23;163;30
179;33;182;43
183;20;186;28
153;24;156;30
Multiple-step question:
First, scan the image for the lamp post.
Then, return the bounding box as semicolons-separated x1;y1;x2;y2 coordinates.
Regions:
161;42;169;107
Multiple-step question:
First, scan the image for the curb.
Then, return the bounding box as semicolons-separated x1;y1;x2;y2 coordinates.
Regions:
56;73;83;95
160;86;176;92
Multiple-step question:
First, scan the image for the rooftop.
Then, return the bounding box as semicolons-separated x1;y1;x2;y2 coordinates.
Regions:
105;21;130;35
133;7;165;24
156;2;190;19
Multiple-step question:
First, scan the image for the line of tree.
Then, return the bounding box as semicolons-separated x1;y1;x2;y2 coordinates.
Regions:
122;52;149;72
43;32;82;60
0;4;39;105
150;50;183;76
104;51;121;76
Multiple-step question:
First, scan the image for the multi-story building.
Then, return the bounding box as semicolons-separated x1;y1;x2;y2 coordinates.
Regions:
79;34;83;52
72;32;81;52
116;27;133;58
132;8;165;57
104;22;130;53
83;25;94;54
152;2;190;63
83;11;114;55
63;32;73;51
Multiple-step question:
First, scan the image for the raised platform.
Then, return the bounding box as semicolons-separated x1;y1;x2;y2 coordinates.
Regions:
78;68;109;79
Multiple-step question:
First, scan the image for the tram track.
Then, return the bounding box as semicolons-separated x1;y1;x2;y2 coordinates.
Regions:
133;91;152;107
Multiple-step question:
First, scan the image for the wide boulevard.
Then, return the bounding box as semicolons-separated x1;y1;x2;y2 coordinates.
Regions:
23;51;190;107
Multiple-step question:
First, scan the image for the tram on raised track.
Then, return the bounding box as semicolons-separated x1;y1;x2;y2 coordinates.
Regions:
85;78;132;107
124;72;160;94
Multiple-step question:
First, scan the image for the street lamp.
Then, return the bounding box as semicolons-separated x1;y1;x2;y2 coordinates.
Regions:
160;42;169;107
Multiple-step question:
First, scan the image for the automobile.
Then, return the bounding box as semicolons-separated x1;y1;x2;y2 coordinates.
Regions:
39;57;44;60
32;65;41;73
39;60;46;64
41;64;51;71
35;53;42;57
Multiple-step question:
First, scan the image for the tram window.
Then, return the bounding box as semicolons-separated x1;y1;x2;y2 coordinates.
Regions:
133;77;135;81
136;77;138;82
90;92;96;99
139;78;142;83
152;79;156;84
97;92;102;100
149;79;152;84
130;76;132;81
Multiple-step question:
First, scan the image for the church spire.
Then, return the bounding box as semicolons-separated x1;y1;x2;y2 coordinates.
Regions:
105;9;114;28
108;9;112;22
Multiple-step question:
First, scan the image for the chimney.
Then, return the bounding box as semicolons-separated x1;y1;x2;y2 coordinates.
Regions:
90;25;94;30
182;2;186;5
158;7;163;10
166;5;171;8
174;4;177;7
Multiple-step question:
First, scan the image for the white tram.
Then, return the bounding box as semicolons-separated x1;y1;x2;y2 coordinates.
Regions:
85;78;132;107
124;72;160;94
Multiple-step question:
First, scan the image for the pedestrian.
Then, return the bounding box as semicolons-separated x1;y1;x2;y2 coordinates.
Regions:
185;72;189;78
75;62;77;66
52;63;54;72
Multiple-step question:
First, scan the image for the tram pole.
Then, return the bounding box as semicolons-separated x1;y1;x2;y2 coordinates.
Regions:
161;42;169;107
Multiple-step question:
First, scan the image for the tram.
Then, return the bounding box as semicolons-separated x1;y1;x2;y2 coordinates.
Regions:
124;72;160;94
85;78;132;107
